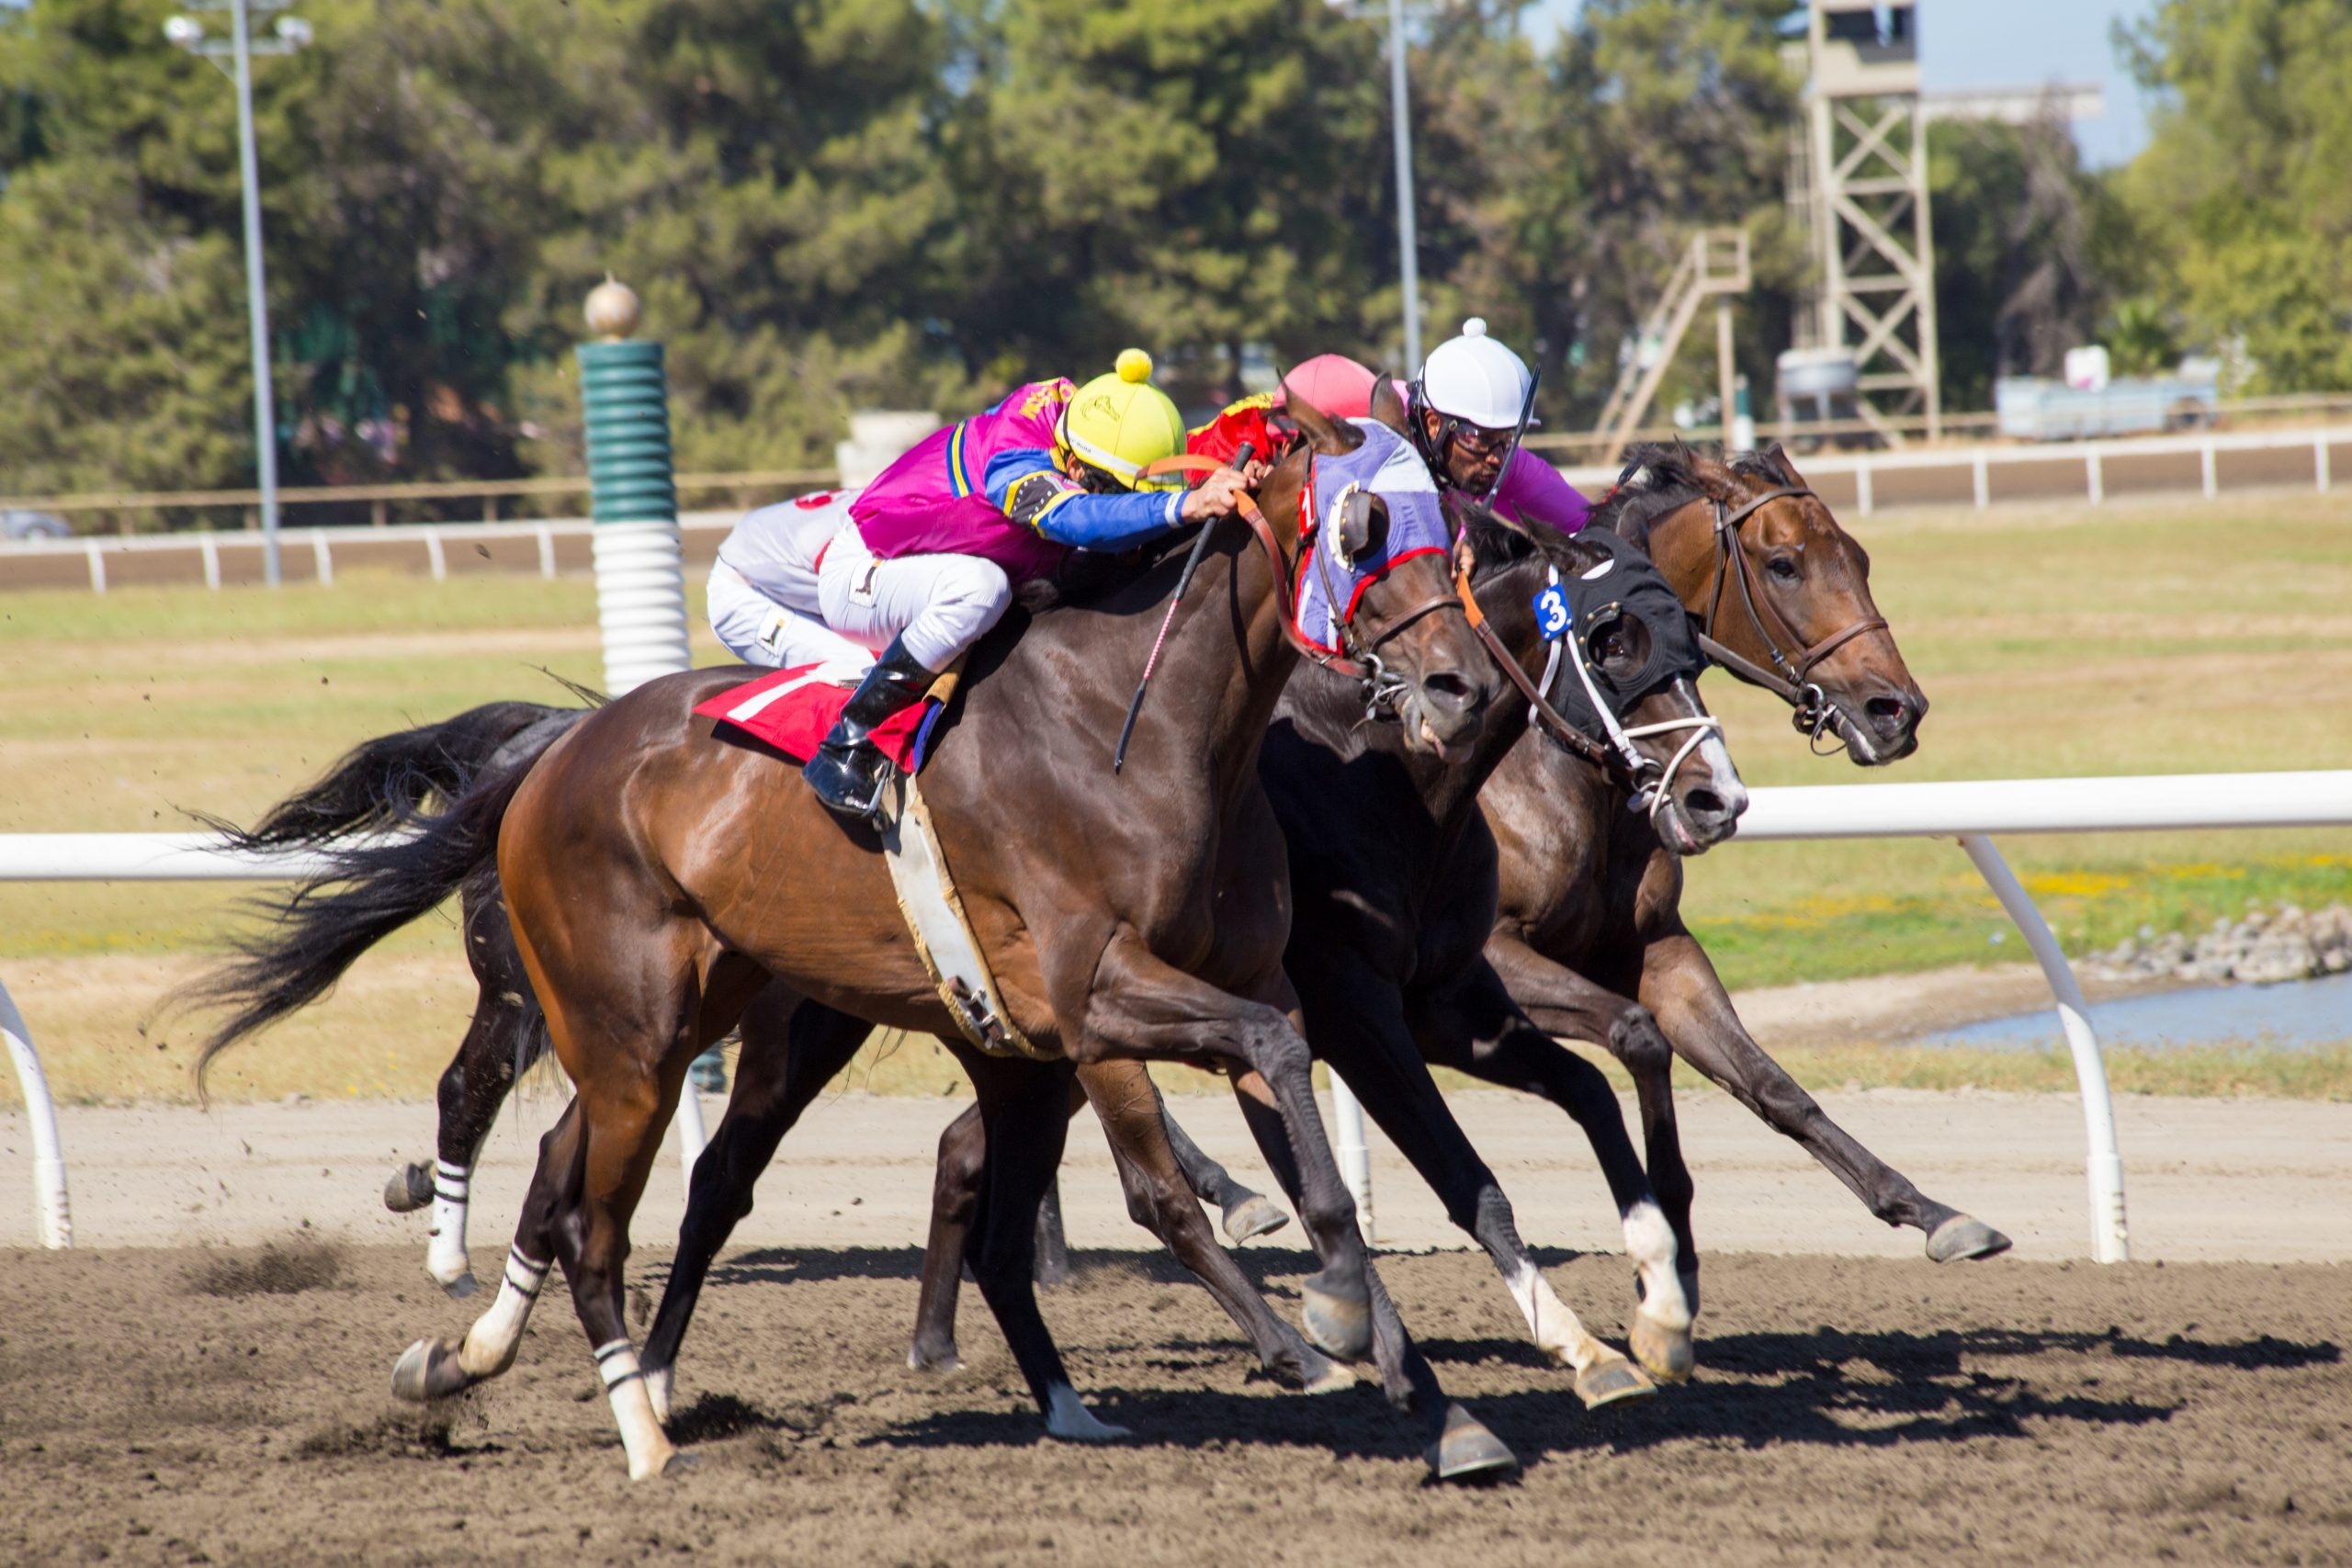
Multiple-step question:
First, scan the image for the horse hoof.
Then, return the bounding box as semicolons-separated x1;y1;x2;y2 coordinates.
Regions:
627;1443;685;1482
907;1342;963;1374
1426;1404;1520;1484
1300;1277;1374;1362
1294;1349;1357;1395
1629;1313;1695;1384
654;1450;701;1479
439;1270;480;1301
1221;1194;1291;1245
1573;1352;1657;1410
383;1163;434;1214
1928;1214;2013;1263
390;1338;471;1404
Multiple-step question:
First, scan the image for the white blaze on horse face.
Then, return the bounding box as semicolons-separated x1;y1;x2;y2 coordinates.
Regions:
1697;731;1747;818
1623;1201;1692;1331
458;1245;548;1379
426;1159;473;1293
1504;1259;1613;1371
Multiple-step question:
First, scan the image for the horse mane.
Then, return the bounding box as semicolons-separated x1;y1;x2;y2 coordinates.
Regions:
1590;441;1804;550
1449;491;1603;585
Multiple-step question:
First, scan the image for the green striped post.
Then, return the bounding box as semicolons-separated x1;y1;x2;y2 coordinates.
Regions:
580;277;691;694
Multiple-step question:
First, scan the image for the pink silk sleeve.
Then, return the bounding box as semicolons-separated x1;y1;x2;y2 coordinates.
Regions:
1491;448;1591;533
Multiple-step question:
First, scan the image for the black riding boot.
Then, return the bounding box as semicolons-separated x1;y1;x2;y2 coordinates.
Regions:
802;637;937;820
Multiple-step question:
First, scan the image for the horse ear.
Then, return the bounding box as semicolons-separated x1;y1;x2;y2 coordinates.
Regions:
1278;380;1363;457
1366;370;1409;434
1763;442;1809;490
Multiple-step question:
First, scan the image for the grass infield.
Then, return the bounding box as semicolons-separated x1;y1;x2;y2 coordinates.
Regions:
4;490;2349;1101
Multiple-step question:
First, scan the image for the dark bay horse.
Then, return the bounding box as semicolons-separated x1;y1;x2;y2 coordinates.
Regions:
190;411;1524;1481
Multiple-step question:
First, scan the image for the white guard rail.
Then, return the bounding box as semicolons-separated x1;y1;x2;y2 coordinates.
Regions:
7;768;2351;1258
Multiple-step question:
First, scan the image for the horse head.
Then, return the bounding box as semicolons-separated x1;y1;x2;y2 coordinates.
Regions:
1456;502;1747;854
1264;385;1498;761
1601;443;1928;765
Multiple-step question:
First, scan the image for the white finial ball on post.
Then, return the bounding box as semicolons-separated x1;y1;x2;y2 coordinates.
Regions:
584;273;641;342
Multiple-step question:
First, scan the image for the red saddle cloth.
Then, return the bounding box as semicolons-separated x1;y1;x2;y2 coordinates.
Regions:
693;665;939;770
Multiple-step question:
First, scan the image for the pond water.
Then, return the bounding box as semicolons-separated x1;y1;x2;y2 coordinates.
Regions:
1918;968;2352;1053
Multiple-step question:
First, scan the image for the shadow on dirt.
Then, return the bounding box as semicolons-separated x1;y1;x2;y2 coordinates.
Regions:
187;1240;347;1297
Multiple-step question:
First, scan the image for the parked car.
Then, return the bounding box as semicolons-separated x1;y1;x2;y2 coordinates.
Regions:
2;508;74;540
1995;361;2222;442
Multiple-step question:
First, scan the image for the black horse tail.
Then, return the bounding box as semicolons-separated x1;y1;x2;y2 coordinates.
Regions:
181;714;576;1092
202;695;594;851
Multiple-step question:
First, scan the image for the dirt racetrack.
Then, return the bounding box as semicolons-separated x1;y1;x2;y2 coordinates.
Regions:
2;1242;2345;1567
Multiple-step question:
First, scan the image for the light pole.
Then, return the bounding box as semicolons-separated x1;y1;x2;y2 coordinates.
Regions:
165;1;311;588
1331;0;1424;373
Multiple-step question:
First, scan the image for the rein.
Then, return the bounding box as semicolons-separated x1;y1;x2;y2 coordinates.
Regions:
1694;484;1889;746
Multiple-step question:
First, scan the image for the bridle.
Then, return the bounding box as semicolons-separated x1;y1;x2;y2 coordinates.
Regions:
1134;452;1463;726
1451;524;1723;826
1690;484;1888;752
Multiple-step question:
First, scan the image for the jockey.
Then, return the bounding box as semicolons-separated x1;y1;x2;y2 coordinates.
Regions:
707;490;882;672
801;349;1256;818
1198;327;1589;534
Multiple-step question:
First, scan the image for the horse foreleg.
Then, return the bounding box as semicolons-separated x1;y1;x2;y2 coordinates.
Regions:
1415;950;1694;1385
1487;931;1702;1320
1635;928;2010;1262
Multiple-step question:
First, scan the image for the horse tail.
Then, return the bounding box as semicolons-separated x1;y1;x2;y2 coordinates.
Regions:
181;714;576;1093
202;698;592;851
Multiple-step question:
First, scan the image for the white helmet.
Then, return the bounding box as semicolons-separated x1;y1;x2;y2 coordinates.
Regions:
1416;318;1533;430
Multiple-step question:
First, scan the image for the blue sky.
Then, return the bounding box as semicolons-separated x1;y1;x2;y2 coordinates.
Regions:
1526;0;2164;168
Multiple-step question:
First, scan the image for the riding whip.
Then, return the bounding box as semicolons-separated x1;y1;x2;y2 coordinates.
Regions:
1113;439;1256;774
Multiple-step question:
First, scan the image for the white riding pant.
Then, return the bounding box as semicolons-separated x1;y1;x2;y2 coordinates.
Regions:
706;559;876;672
815;521;1012;672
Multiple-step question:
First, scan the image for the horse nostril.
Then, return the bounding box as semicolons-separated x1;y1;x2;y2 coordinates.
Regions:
1866;694;1911;736
1422;671;1479;714
1684;788;1727;820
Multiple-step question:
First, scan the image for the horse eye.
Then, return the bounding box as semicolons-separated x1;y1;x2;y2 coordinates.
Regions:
1767;556;1800;581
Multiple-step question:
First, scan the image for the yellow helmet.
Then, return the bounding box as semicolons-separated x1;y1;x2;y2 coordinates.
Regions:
1058;348;1186;491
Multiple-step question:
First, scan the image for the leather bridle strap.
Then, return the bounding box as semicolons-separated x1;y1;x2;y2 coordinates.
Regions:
1453;548;1611;769
1703;485;1890;694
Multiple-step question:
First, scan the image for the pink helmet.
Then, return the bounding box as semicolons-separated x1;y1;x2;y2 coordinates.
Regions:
1275;354;1385;421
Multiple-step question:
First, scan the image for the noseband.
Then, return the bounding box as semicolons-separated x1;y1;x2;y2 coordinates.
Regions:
1451;532;1723;824
1695;485;1889;750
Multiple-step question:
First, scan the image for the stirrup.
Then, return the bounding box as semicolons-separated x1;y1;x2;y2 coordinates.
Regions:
803;739;898;821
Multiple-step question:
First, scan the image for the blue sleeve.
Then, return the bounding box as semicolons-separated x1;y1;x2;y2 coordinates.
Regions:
982;448;1185;550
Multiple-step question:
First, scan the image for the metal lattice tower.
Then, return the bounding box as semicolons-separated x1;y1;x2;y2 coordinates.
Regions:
1794;1;1941;443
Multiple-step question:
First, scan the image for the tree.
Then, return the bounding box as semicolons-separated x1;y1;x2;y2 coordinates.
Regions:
2114;0;2352;391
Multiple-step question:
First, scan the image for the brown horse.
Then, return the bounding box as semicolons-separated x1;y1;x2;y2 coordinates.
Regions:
194;407;1521;1481
904;443;2003;1377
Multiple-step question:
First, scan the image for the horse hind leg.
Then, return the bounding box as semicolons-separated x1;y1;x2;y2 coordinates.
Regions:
1158;1078;1290;1244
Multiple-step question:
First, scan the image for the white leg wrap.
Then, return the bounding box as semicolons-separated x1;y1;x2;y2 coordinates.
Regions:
1506;1260;1610;1371
425;1161;473;1288
597;1339;677;1480
645;1363;674;1426
458;1247;548;1379
1043;1382;1130;1442
1623;1201;1691;1329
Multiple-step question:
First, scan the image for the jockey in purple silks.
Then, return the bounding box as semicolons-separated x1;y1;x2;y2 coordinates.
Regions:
1277;322;1589;534
704;349;1257;821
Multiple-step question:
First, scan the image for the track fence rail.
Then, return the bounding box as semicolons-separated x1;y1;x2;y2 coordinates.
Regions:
6;768;2351;1257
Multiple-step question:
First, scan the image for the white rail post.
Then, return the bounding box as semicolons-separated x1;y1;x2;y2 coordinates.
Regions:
2200;440;2218;499
1972;453;1990;512
1958;833;2129;1263
536;523;558;581
424;527;447;582
311;532;333;586
1328;1072;1375;1245
1853;460;1873;516
2319;438;2332;494
201;535;221;591
2086;449;2102;504
85;540;107;594
0;978;73;1248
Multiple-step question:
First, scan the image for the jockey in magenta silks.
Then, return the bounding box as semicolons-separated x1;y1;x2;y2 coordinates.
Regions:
790;349;1256;819
1191;326;1590;536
